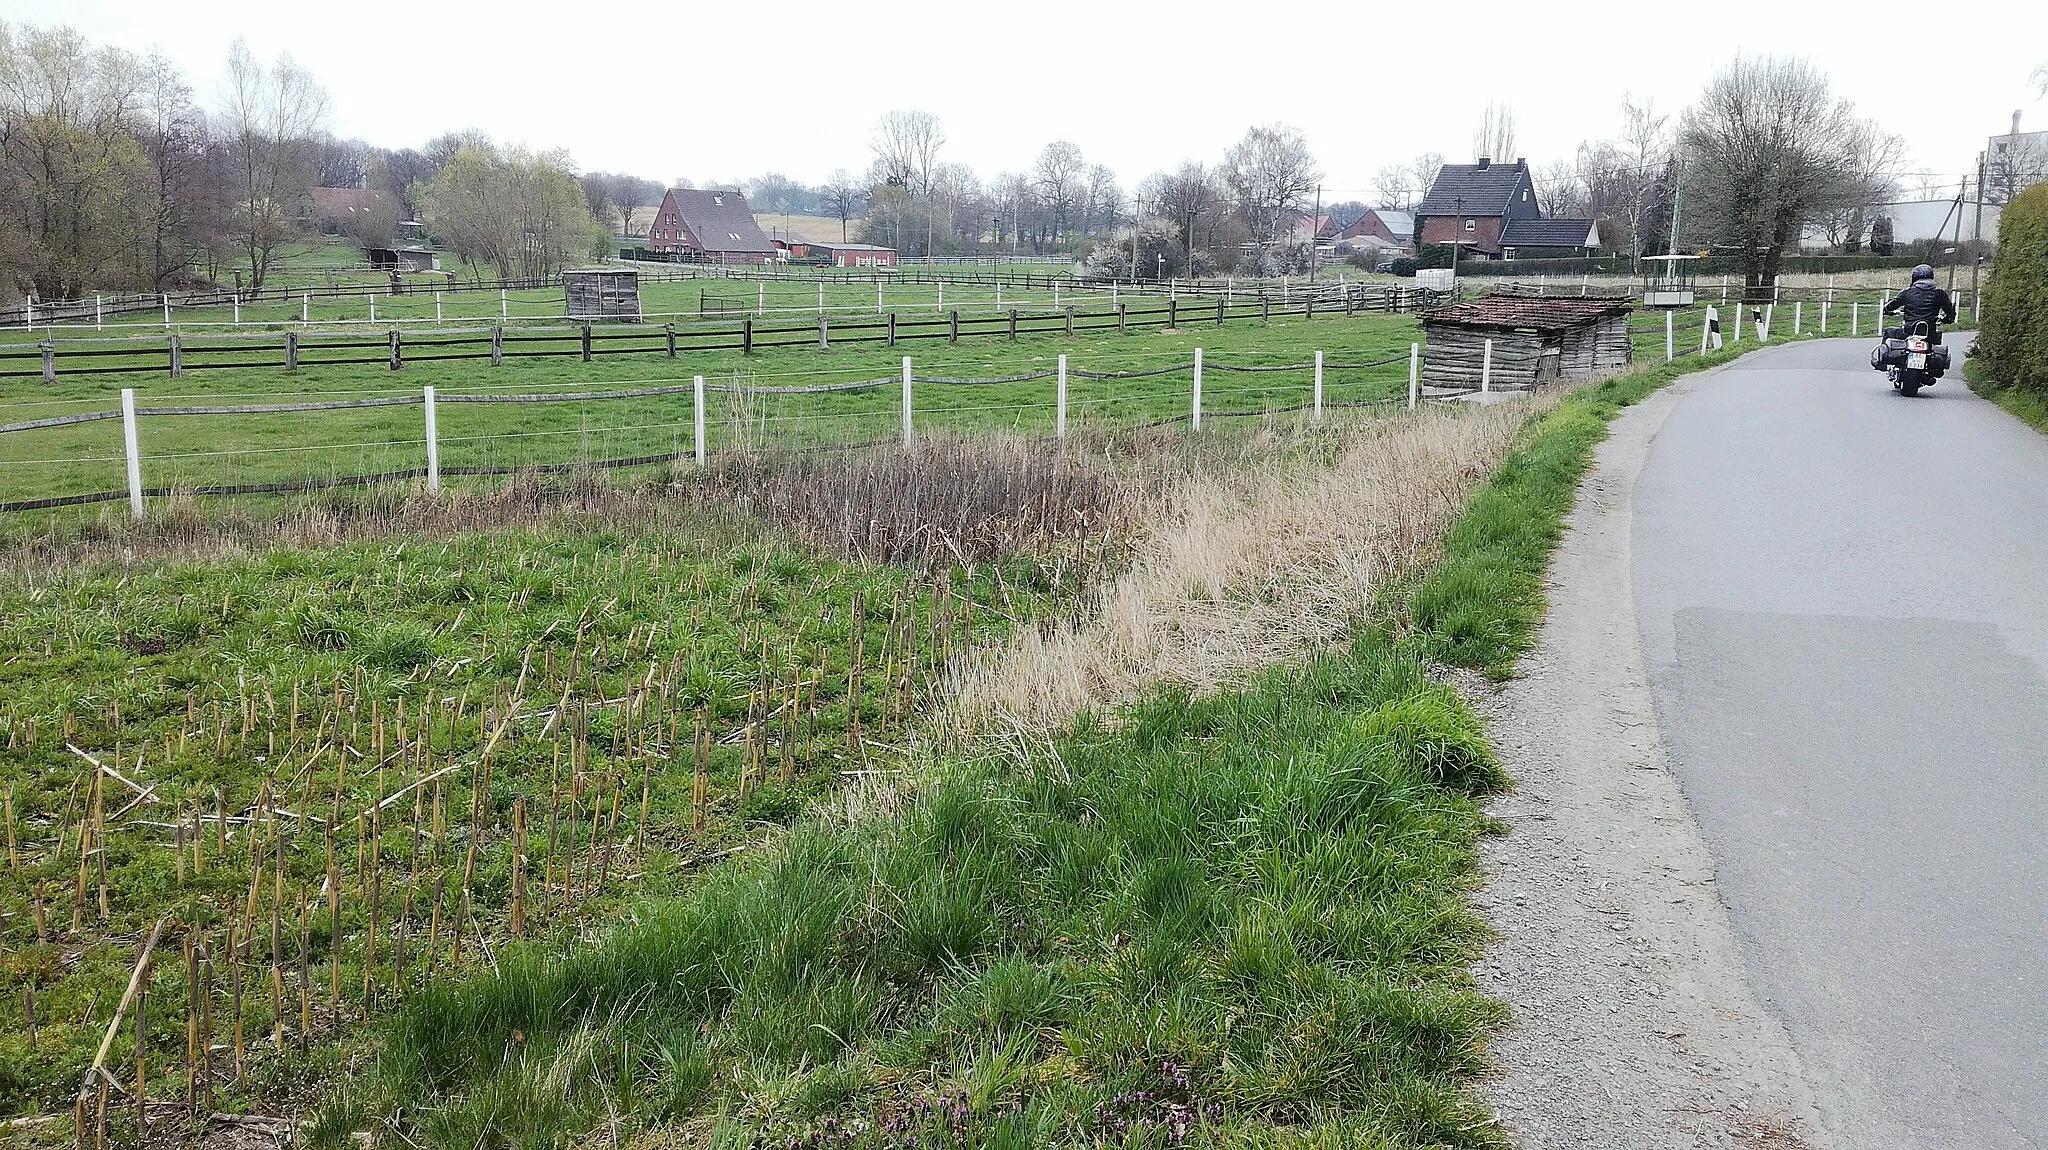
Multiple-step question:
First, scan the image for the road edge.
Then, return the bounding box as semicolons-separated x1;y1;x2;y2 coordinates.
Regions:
1469;357;1828;1149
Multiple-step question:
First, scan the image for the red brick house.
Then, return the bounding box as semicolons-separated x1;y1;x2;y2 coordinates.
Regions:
647;188;777;264
1414;158;1598;259
1337;209;1414;249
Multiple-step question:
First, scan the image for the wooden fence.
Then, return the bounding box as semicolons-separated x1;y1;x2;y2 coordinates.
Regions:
0;291;1437;383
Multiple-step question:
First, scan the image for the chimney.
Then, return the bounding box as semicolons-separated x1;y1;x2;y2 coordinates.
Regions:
1515;156;1526;167
1477;156;1491;170
2014;110;2024;136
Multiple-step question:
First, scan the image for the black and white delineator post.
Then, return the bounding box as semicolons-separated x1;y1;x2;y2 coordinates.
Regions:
1703;306;1723;351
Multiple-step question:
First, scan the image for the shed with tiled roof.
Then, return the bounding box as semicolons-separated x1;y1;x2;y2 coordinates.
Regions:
1420;293;1634;390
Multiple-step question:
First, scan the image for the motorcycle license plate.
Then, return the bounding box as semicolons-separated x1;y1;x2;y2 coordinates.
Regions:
1908;352;1927;369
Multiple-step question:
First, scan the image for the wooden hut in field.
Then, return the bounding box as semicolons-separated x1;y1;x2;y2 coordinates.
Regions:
1421;294;1634;391
564;268;641;322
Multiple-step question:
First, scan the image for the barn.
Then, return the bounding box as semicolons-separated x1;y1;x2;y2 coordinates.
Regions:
563;268;642;321
810;242;897;268
1421;295;1634;390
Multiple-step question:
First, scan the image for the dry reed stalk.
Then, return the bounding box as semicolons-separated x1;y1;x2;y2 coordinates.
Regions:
948;402;1543;733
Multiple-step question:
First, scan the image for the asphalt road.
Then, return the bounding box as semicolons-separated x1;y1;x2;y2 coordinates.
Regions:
1632;339;2048;1149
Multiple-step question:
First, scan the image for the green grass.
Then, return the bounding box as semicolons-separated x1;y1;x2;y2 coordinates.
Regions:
0;499;1048;1128
0;312;1426;527
1966;359;2048;435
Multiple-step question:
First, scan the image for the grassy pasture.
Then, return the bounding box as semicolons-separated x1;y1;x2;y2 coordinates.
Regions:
0;492;1063;1133
0;312;1430;532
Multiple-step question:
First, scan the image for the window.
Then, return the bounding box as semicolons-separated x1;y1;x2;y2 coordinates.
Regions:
1464;218;1476;231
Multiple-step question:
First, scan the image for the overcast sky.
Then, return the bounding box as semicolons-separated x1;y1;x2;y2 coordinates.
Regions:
13;0;2044;202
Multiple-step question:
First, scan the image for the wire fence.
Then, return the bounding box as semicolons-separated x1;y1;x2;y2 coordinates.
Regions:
0;340;1448;516
0;290;1437;381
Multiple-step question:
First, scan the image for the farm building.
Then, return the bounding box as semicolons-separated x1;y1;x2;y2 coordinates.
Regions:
1415;158;1599;259
1421;295;1633;390
563;268;642;321
365;247;438;272
1337;208;1415;249
811;242;897;268
647;188;777;264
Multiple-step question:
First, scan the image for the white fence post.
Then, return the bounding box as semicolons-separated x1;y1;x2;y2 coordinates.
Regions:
1191;348;1203;429
878;283;885;313
120;388;144;520
232;295;241;325
1313;350;1324;420
1852;301;1859;335
162;296;171;329
757;282;765;316
501;289;508;319
369;297;376;324
1481;337;1494;393
436;292;443;324
693;375;706;466
95;295;103;331
1761;304;1773;341
423;386;440;492
817;282;824;314
1732;305;1741;344
1408;342;1420;410
302;294;309;325
901;356;914;445
936;283;944;312
1820;301;1828;333
1792;300;1801;335
1056;353;1068;439
1665;311;1674;362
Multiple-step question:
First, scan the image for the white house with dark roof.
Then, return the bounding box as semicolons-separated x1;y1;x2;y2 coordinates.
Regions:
647;188;778;264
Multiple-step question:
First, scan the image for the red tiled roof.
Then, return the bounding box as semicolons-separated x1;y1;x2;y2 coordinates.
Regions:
1422;293;1633;332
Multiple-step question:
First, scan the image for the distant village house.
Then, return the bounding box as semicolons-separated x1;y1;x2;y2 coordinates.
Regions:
648;188;778;264
1414;158;1599;260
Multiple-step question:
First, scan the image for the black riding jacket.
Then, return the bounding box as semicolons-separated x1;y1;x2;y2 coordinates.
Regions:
1884;281;1957;331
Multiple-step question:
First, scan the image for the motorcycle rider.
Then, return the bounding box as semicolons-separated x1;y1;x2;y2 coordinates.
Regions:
1883;264;1957;343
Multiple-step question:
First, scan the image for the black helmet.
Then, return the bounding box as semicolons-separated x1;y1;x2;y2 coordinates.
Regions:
1911;263;1935;282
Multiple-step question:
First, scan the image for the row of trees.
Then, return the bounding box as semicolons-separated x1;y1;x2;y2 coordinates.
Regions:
1;21;610;303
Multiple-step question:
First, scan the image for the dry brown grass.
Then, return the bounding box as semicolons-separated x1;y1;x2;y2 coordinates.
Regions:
946;399;1549;732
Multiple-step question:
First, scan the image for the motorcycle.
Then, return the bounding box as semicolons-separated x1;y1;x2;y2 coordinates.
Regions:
1870;320;1950;398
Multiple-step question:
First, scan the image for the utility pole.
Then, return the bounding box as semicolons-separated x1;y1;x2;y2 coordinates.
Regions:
1131;194;1141;280
1947;177;1968;294
1971;151;1986;305
1309;183;1322;281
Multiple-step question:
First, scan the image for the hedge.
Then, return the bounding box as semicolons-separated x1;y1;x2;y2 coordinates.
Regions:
1979;183;2048;394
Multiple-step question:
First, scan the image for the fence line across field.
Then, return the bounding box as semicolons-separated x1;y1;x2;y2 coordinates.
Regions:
0;343;1441;517
0;291;1438;382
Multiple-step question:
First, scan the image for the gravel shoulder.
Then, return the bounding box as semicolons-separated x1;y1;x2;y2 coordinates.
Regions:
1468;365;1826;1149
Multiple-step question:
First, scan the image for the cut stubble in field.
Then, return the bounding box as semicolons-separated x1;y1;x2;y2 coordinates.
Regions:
951;398;1548;731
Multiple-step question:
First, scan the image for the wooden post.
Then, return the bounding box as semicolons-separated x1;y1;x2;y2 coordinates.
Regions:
1261;295;1270;323
742;316;753;354
423;387;440;493
817;315;828;350
167;335;182;378
693;376;706;467
887;313;896;346
389;329;402;370
285;331;298;371
581;323;593;362
1009;308;1018;340
41;341;54;383
120;389;144;520
1217;297;1225;327
665;323;676;357
1065;306;1073;337
491;325;503;366
901;357;914;445
1118;303;1127;333
948;309;959;343
1056;354;1067;438
1168;298;1178;329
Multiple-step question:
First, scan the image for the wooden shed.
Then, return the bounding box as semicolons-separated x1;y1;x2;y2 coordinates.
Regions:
564;268;642;322
1421;294;1634;390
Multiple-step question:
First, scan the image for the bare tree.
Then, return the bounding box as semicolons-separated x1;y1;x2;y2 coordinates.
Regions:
1032;141;1086;241
1406;152;1445;209
1473;102;1517;161
1142;161;1221;273
871;109;942;196
1679;56;1898;291
1370;165;1414;210
821;168;862;242
219;38;327;290
1222;124;1320;249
